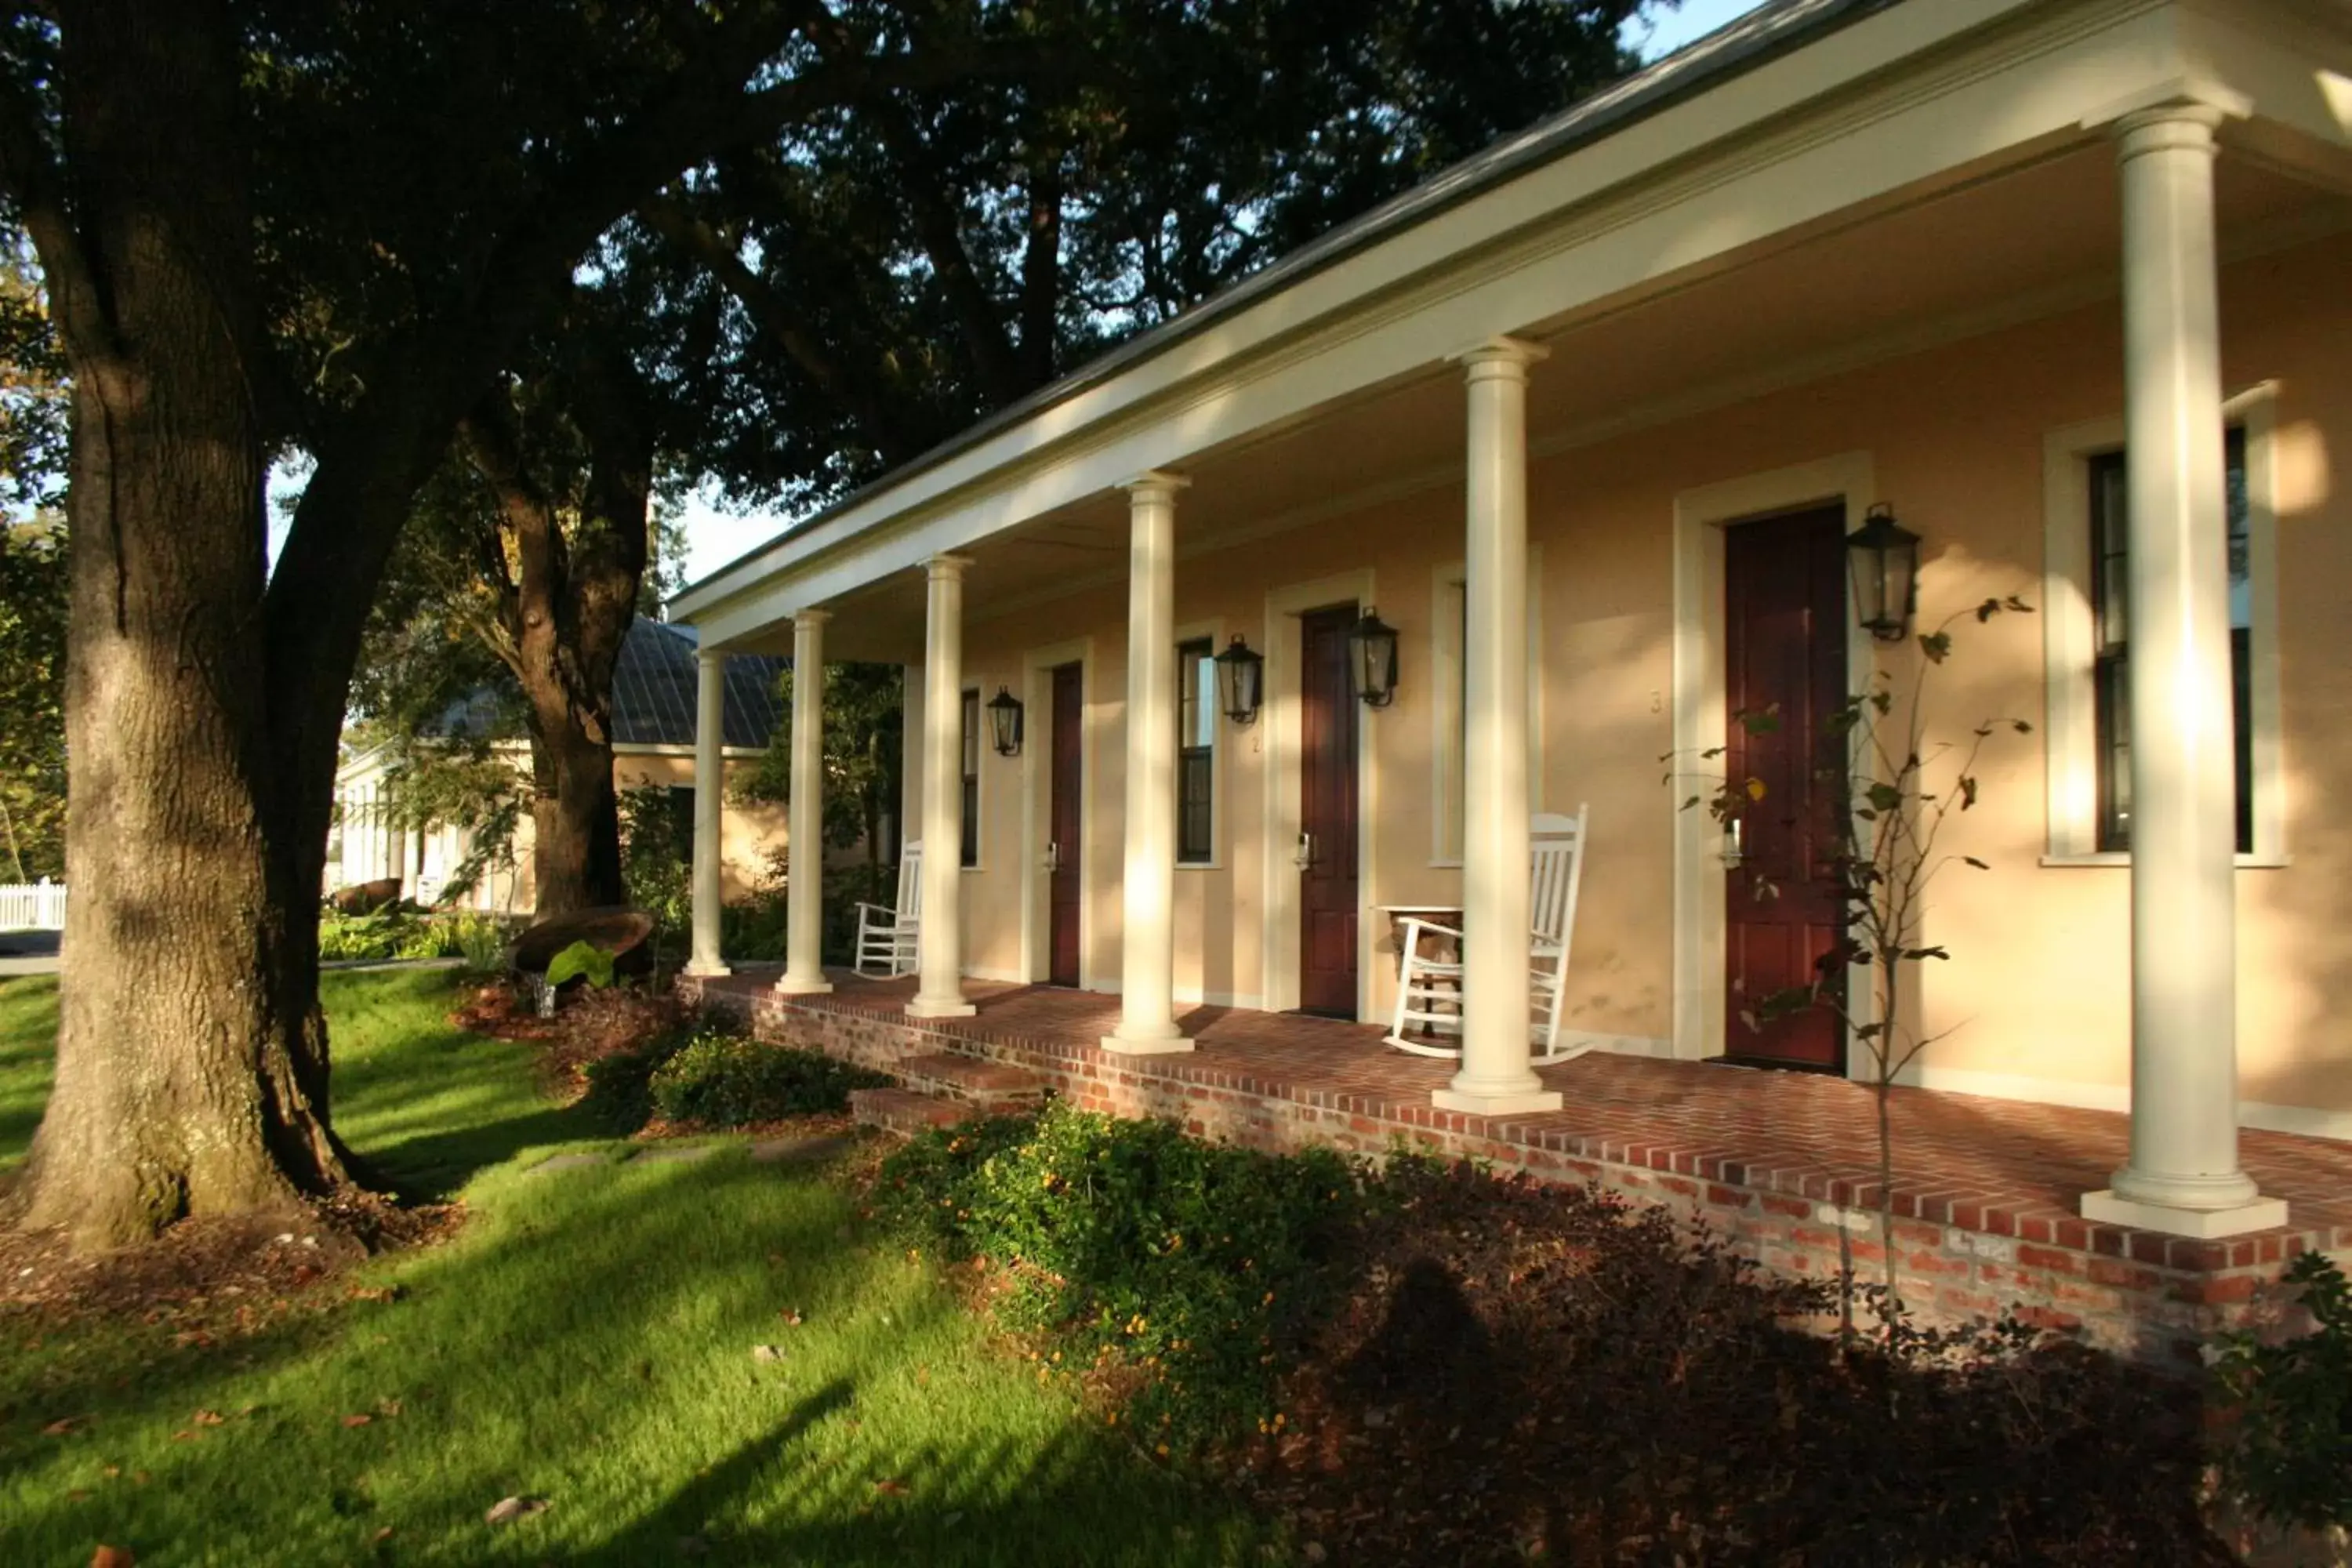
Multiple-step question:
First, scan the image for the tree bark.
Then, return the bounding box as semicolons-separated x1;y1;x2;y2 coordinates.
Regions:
4;0;348;1249
457;350;653;920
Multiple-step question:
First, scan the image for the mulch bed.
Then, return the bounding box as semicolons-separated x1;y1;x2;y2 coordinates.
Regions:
1232;1166;2232;1566
451;978;685;1097
0;1189;457;1345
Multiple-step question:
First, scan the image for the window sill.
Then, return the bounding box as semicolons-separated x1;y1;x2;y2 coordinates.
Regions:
1428;857;1464;870
1176;860;1222;872
2039;851;2289;869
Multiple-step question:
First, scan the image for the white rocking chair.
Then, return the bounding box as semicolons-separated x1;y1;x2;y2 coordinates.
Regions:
855;841;924;978
1385;806;1591;1064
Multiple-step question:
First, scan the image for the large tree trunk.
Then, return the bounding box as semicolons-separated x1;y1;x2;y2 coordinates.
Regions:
5;0;347;1250
460;350;654;920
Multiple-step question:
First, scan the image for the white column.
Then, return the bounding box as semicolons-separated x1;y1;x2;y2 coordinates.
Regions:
2080;100;2282;1237
907;556;978;1018
1105;472;1193;1054
1434;337;1561;1116
685;648;731;978
776;611;834;996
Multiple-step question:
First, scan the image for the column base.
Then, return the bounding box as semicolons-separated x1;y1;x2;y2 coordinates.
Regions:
2081;1188;2288;1240
1102;1029;1194;1056
772;974;834;996
906;995;978;1020
1432;1083;1563;1116
683;961;733;979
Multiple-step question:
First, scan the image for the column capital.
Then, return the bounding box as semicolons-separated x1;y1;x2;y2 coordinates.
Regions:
1449;335;1550;379
2080;77;2251;140
793;607;832;630
1119;469;1191;500
922;553;975;582
695;646;726;670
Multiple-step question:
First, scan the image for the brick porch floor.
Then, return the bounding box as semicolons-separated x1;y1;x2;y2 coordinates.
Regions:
683;967;2352;1363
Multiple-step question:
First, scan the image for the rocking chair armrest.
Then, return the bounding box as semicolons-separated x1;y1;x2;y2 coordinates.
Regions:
854;902;898;919
1394;916;1465;943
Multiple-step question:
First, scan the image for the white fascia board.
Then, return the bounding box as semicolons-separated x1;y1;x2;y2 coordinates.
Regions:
683;0;2212;644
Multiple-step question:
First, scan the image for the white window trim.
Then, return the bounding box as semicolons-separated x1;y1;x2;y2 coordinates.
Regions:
1429;547;1544;867
1173;618;1225;870
2039;383;2285;868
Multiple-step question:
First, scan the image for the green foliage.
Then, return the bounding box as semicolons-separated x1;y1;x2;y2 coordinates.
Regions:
619;782;691;940
740;662;904;855
544;938;615;991
0;970;1276;1563
316;908;508;964
647;1030;886;1127
0;519;66;880
2213;1251;2352;1530
0;234;67;512
875;1102;1365;1443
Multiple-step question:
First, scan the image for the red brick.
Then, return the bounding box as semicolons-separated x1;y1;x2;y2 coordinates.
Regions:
1706;1184;1753;1209
1759;1193;1812;1219
2015;1243;2083;1276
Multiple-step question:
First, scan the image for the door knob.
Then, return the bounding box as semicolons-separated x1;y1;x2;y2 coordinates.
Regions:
1294;831;1316;869
1722;817;1744;870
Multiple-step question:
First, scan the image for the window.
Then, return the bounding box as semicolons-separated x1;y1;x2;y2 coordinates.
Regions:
1177;638;1216;862
2087;428;2252;854
960;688;980;867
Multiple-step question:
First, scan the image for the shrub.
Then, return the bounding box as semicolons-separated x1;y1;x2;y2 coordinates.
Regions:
873;1102;1363;1443
2213;1250;2352;1530
647;1032;886;1127
318;907;511;964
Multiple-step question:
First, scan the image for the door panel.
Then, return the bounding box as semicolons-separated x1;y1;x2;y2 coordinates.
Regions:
1298;606;1360;1018
1723;506;1849;1070
1048;662;1083;988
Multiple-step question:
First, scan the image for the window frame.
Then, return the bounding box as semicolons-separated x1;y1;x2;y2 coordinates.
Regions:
2041;385;2284;866
1175;635;1217;866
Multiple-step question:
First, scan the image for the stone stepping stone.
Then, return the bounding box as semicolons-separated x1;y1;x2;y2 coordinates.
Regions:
630;1143;722;1163
529;1152;612;1176
750;1134;856;1164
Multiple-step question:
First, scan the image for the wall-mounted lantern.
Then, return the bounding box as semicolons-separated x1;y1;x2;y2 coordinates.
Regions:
986;685;1025;757
1214;635;1264;728
1348;606;1400;708
1846;503;1921;643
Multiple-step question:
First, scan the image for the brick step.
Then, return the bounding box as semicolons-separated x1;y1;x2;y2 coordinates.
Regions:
850;1086;971;1136
894;1051;1045;1106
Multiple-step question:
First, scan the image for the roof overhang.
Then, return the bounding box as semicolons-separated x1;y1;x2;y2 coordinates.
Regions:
667;0;2352;652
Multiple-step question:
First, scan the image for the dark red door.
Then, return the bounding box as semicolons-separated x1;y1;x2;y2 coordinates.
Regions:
1298;606;1360;1018
1048;662;1083;988
1723;506;1849;1069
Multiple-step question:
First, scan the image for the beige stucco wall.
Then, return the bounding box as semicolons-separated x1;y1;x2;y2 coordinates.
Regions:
938;227;2352;1121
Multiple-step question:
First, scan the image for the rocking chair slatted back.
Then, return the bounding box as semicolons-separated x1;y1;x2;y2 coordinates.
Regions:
854;841;924;977
1529;806;1589;1059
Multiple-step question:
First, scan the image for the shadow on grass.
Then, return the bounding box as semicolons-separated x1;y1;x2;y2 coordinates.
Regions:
2;1147;1269;1567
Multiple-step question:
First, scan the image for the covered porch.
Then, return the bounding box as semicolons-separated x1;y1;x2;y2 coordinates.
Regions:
681;965;2352;1362
666;0;2352;1258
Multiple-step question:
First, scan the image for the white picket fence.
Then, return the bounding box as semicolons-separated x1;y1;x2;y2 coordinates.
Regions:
0;879;67;931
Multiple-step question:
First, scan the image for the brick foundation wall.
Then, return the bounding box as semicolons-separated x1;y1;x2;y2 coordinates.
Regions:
685;978;2295;1367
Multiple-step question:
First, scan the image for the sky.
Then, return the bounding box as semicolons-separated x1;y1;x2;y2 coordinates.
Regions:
669;0;1774;586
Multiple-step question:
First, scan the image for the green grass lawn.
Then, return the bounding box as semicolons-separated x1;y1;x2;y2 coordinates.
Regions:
0;970;1277;1566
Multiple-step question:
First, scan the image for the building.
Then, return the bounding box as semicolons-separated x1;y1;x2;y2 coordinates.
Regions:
332;617;788;912
666;0;2352;1299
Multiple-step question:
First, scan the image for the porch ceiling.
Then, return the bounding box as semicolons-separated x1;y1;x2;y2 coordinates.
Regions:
760;143;2350;666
